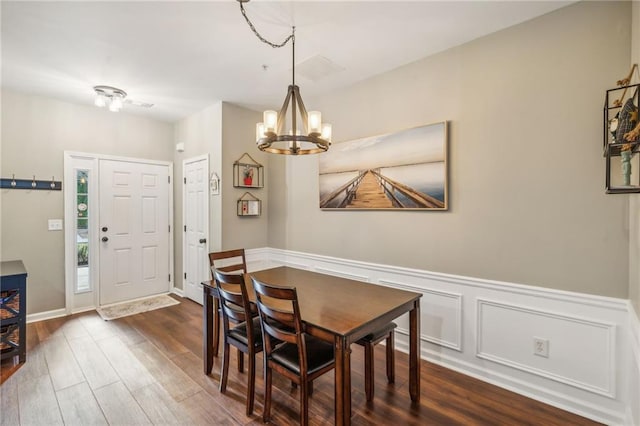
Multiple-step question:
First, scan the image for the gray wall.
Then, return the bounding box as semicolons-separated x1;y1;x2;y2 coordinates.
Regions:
221;103;268;251
172;102;265;291
0;90;174;313
172;102;223;291
270;1;632;298
630;1;640;312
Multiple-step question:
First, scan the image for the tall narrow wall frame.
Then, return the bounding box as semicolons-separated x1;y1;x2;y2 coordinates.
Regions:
604;83;640;193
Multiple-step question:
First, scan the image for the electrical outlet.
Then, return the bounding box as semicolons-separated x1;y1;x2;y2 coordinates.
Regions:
533;337;549;358
48;219;63;231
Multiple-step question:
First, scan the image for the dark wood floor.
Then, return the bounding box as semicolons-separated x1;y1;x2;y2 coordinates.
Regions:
1;294;601;425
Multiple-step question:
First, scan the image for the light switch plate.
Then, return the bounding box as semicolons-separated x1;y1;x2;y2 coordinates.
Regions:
48;219;63;231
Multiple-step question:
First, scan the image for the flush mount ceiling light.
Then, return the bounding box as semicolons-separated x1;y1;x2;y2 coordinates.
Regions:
238;0;332;155
93;85;127;112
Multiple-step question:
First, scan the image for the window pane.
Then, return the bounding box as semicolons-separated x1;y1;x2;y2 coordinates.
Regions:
76;170;90;293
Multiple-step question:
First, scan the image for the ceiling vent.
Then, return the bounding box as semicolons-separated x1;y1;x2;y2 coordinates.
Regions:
125;99;154;108
295;55;345;83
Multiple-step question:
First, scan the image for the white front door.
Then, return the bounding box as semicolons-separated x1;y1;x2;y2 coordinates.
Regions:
183;156;209;304
99;159;170;305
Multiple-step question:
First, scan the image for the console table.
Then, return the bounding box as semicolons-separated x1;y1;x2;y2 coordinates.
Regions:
1;260;27;363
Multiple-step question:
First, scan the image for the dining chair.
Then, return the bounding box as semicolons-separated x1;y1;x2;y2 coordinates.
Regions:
208;248;251;366
355;322;397;402
214;269;263;416
251;276;335;426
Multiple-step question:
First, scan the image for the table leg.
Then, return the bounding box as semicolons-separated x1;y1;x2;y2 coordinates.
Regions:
334;336;352;426
409;300;421;402
203;287;214;375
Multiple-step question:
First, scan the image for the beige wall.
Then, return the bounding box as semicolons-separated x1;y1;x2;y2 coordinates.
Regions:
630;0;640;312
172;102;265;291
0;90;174;313
172;102;223;291
272;1;632;298
221;103;268;250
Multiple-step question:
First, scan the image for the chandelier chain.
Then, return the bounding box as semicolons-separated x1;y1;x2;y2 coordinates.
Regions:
239;2;294;49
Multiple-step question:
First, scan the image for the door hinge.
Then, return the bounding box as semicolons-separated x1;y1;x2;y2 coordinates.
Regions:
184;177;186;184
168;274;171;281
184;225;186;232
184;272;187;279
168;225;170;233
168;176;171;184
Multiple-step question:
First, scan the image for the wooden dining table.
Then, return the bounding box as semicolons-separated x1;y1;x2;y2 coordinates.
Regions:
202;266;422;426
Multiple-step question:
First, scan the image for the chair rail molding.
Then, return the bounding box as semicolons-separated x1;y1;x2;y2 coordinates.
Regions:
254;247;634;426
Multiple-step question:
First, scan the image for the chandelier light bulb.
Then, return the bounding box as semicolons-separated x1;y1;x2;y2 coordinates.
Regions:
256;123;265;143
308;111;322;134
263;110;277;133
321;123;332;142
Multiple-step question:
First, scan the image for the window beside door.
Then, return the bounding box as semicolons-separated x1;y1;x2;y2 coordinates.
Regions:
76;169;91;293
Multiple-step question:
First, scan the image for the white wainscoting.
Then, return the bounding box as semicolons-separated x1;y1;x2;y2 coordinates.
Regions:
256;248;634;426
476;298;616;398
625;302;640;426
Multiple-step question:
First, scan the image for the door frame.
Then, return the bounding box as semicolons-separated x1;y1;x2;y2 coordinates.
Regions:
182;154;210;303
64;151;174;314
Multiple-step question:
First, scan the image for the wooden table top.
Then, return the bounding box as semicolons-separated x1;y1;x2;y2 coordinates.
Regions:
244;266;421;340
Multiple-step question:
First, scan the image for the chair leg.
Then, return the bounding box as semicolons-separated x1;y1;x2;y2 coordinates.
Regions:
237;348;244;373
300;380;309;426
263;366;272;423
246;352;255;416
386;332;395;384
308;380;314;396
364;342;374;402
220;342;230;392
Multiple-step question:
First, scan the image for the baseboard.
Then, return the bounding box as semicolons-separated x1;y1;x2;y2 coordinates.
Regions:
71;306;97;315
261;247;630;425
26;308;67;323
171;286;184;297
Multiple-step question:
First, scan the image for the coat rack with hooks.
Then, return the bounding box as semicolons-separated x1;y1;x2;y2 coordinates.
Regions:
0;175;62;191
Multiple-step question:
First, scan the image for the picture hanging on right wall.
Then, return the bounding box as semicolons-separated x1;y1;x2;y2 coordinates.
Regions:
319;121;448;210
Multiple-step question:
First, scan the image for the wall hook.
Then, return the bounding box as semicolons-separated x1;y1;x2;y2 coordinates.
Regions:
31;175;37;188
11;174;16;187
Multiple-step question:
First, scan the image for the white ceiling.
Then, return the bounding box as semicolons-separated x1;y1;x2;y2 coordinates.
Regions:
1;1;574;123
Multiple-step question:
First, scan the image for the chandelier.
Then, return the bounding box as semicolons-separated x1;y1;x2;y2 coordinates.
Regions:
93;85;127;112
238;0;332;155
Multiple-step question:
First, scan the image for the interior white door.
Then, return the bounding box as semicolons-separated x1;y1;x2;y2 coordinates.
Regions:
183;157;209;304
99;160;170;305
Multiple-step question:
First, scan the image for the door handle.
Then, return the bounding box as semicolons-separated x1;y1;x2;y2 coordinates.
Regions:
102;236;109;242
199;238;207;244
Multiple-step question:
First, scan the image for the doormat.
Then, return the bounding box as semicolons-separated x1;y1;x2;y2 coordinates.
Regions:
96;294;179;321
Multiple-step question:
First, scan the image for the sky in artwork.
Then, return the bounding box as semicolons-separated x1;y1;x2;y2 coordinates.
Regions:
318;122;446;174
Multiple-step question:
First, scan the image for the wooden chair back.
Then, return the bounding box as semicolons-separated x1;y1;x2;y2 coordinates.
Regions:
208;249;247;276
251;277;306;369
214;270;253;339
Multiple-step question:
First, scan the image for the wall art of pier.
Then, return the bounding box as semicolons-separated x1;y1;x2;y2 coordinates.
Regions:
320;169;444;209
